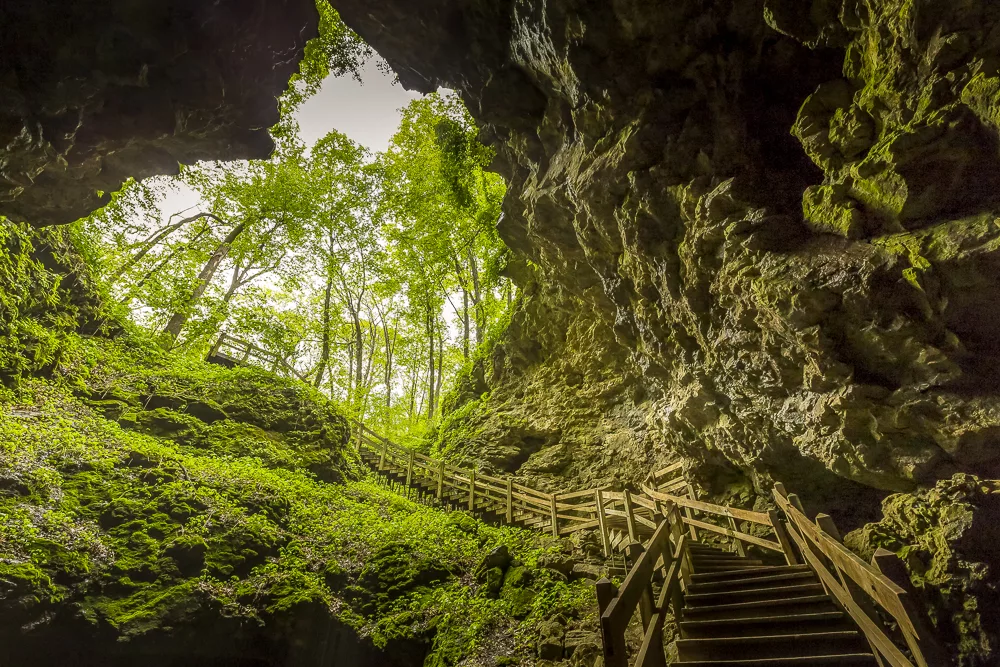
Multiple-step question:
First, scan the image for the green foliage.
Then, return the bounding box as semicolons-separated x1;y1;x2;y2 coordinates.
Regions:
1;335;592;664
0;219;111;389
275;1;371;129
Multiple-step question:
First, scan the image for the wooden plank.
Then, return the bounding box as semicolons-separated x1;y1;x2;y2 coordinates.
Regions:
506;479;513;524
728;515;746;557
652;460;684;479
784;522;915;667
511;491;552;509
405;450;414;490
624;489;638;542
559;519;600;535
635;551;683;667
768;509;800;566
556;488;602;501
596;489;611;558
601;490;626;501
550;494;559;537
641;484;772;525
630;494;659;512
680;516;783;552
511;482;551;500
684;483;700;540
554;504;597;517
660;477;688;493
469;469;476;511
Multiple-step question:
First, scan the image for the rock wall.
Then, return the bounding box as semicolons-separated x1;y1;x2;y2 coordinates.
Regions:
333;0;1000;509
331;2;1000;660
0;0;318;226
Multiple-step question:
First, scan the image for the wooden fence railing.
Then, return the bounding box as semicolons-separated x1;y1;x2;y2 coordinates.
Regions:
772;483;947;667
208;333;308;382
595;477;946;667
213;337;947;667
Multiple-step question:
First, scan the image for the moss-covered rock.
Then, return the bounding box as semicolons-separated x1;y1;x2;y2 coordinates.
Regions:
0;338;596;666
846;474;1000;666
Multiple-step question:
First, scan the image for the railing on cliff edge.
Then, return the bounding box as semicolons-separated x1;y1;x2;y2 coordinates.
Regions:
208;333;948;667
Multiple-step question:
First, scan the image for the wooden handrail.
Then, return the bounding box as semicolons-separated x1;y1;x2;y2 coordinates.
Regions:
642;484;772;525
773;484;945;667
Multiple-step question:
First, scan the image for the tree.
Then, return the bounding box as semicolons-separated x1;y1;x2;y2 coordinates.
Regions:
379;92;508;419
159;139;315;347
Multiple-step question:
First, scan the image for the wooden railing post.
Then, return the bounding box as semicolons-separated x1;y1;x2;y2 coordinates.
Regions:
768;509;800;565
871;548;948;667
469;468;476;512
597;578;626;667
596;489;611;558
626;543;655;628
684;483;699;540
815;513;892;662
405;450;415;494
671;505;692;582
623;489;638;543
728;515;747;557
550;493;559;537
506;479;514;524
379;436;388;470
437;459;445;501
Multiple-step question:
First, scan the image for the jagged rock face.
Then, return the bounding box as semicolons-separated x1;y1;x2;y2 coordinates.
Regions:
334;0;1000;506
845;474;1000;664
0;0;318;226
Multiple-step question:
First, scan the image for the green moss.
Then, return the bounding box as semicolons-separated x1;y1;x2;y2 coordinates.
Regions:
0;219;110;386
1;335;594;665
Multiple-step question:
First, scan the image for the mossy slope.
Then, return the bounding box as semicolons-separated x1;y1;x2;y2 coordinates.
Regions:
1;334;596;667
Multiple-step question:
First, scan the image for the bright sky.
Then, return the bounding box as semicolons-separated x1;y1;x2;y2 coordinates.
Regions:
296;57;423;152
157;56;423;219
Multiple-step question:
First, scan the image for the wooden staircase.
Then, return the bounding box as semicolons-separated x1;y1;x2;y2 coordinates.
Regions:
674;543;876;665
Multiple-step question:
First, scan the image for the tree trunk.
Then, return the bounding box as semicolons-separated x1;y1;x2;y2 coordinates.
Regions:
435;330;444;414
161;219;249;346
314;273;334;388
113;212;223;281
353;313;363;408
468;247;483;345
347;339;355;401
382;318;396;413
426;305;436;420
407;362;417;419
462;287;470;361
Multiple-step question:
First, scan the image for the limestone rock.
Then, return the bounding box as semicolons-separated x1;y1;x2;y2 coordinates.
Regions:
0;0;318;226
563;629;601;661
331;0;1000;511
537;618;565;661
569;563;603;581
846;474;1000;665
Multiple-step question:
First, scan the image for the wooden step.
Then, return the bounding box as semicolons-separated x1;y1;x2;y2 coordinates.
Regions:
690;565;811;583
687;571;817;594
680;611;850;639
677;631;869;661
685;583;826;607
682;595;838;621
669;654;877;666
692;560;764;570
690;553;745;561
694;563;777;573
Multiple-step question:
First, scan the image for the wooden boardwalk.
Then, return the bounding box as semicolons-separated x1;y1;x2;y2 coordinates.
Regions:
209;334;949;667
354;422;947;666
